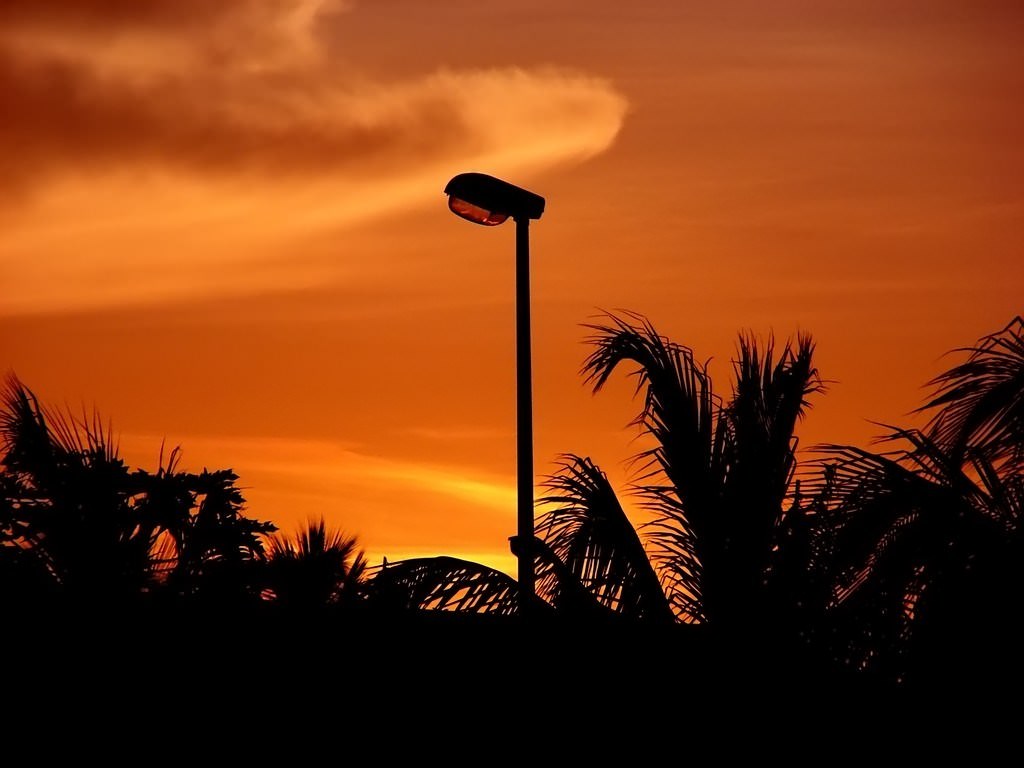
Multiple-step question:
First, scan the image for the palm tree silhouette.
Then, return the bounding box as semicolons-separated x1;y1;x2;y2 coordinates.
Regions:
549;313;821;627
809;317;1024;683
368;312;823;630
156;457;276;603
0;379;160;602
263;518;367;608
0;376;275;606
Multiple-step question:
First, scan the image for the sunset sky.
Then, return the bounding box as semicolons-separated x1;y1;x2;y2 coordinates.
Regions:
2;1;1022;575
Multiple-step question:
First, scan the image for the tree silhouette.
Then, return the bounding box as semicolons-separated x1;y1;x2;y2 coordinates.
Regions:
263;518;367;608
552;313;821;627
159;461;276;604
6;314;1021;689
809;317;1024;683
0;376;275;607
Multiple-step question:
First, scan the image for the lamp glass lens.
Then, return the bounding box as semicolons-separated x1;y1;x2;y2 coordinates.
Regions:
448;197;508;226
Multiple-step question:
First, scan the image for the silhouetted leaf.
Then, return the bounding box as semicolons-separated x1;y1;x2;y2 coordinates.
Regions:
920;316;1024;473
536;455;675;623
366;556;522;615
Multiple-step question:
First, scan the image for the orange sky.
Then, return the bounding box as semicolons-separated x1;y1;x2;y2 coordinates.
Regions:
2;1;1022;576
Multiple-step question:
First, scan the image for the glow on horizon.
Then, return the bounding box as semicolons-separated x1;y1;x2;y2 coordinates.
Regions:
118;432;520;573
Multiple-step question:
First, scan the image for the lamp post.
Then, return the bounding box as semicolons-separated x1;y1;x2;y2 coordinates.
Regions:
444;172;545;616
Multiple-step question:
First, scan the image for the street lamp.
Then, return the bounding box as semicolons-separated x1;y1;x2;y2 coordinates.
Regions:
444;172;545;616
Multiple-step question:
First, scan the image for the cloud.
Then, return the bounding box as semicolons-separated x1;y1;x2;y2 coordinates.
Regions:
0;1;627;314
0;0;255;30
0;1;625;190
0;0;339;67
0;63;626;315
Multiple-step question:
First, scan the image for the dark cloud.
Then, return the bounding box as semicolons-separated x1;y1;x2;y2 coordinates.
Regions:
0;0;626;199
0;1;441;189
0;0;280;31
0;48;475;187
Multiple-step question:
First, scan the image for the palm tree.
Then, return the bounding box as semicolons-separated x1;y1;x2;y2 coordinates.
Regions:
0;378;160;602
367;312;823;631
0;376;275;606
809;317;1024;683
571;313;821;627
156;459;276;603
263;518;367;608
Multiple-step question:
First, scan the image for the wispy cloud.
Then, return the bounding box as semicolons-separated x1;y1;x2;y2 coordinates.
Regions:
0;0;626;193
0;0;627;315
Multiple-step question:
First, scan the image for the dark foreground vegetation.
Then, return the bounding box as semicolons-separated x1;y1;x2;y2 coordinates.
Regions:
3;313;1023;699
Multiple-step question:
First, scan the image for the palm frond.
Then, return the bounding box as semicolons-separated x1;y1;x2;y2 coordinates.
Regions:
1;377;52;480
810;440;957;584
1;375;121;477
919;316;1024;472
637;489;704;622
973;454;1024;526
809;428;1006;675
729;332;822;501
264;517;366;606
367;556;523;615
582;312;724;532
529;536;619;619
269;518;360;561
580;312;726;620
536;455;675;623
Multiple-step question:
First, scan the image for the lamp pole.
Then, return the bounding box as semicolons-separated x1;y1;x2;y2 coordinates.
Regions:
514;215;535;611
443;172;545;618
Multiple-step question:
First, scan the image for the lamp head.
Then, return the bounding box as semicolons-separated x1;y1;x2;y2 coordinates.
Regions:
444;172;545;226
